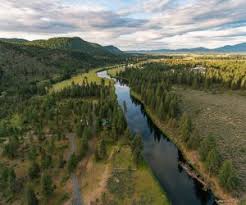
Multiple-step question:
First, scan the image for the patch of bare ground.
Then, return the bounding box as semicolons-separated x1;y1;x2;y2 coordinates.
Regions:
175;88;246;192
83;148;115;205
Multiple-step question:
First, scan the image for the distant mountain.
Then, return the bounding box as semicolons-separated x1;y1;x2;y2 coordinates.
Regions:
0;38;29;44
128;43;246;53
104;45;124;55
23;37;124;57
214;43;246;52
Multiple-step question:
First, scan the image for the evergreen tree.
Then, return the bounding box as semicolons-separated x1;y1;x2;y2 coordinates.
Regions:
28;162;40;179
67;153;78;173
131;134;143;165
8;167;16;193
25;185;39;205
78;138;88;160
100;139;107;159
199;134;216;161
41;153;52;169
28;146;37;161
3;136;19;159
180;113;192;143
205;148;221;174
58;153;65;168
95;139;107;161
41;174;54;197
219;160;239;191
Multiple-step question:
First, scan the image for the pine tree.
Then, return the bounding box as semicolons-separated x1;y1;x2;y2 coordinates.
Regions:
25;185;39;205
100;139;107;159
67;153;78;173
78;138;88;160
28;162;40;179
131;134;143;165
219;160;238;191
41;174;54;197
8;167;16;193
205;148;221;174
199;134;216;161
180;113;192;143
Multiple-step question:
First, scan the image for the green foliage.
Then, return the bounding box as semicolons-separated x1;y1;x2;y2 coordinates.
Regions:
41;174;54;197
199;134;216;161
144;59;246;90
179;113;192;143
131;134;143;165
41;153;52;170
24;37;123;57
95;139;107;161
78;137;89;160
107;170;134;199
67;153;78;173
25;184;39;205
28;146;38;161
8;167;16;193
28;162;40;179
219;160;239;191
58;154;66;169
3;135;19;159
187;129;201;149
205;148;221;174
119;67;180;120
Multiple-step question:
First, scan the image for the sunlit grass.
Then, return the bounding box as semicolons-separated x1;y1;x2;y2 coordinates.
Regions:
107;66;125;77
50;68;111;92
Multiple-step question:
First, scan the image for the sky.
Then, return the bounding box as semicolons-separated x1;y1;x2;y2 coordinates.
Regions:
0;0;245;50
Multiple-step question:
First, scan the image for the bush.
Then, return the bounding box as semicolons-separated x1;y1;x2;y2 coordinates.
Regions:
25;184;39;205
41;174;54;197
205;148;221;175
28;162;40;179
67;153;78;173
199;134;216;161
219;160;239;191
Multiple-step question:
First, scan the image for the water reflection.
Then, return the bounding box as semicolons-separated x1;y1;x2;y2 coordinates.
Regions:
98;71;217;205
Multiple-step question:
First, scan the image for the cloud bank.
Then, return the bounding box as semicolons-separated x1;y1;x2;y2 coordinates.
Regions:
0;0;245;50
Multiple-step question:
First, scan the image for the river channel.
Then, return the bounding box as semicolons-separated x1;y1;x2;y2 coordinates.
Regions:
97;70;216;205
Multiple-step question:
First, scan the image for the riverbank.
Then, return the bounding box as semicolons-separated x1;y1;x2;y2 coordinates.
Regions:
79;142;170;205
64;70;170;205
130;90;238;205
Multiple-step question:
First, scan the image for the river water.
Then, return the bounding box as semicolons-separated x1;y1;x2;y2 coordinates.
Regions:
97;71;216;205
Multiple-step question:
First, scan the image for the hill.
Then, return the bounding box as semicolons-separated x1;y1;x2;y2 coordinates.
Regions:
128;42;246;53
23;37;124;57
0;39;126;121
104;45;124;55
214;43;246;52
0;38;29;44
0;40;123;97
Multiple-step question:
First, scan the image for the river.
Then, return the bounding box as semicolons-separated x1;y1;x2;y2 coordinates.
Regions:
97;70;216;205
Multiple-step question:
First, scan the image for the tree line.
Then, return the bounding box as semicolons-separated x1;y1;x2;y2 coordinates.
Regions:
118;65;239;193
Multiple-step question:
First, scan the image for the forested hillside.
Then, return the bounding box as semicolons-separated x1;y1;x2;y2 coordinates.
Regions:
0;39;126;124
23;37;125;57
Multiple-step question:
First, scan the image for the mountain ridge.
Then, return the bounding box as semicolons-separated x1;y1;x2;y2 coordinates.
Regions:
0;37;125;57
128;42;246;53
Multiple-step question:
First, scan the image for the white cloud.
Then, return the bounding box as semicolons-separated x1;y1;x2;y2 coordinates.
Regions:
0;0;245;50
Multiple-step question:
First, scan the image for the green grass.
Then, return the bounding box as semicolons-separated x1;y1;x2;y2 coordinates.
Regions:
107;66;125;78
112;146;135;169
50;68;112;92
107;145;170;205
